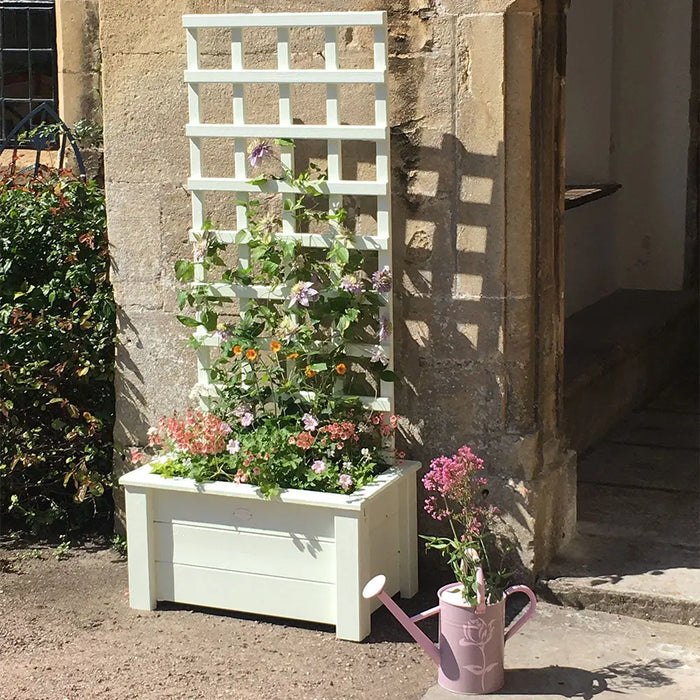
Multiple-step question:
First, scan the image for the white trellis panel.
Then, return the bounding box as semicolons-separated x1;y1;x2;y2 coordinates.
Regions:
183;11;394;414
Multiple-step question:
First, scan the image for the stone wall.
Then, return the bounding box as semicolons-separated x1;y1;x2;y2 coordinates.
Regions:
56;0;102;127
101;0;575;574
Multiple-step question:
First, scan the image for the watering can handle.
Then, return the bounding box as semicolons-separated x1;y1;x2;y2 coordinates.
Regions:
503;584;537;643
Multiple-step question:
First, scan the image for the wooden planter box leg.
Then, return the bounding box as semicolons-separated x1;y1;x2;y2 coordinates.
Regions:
334;511;371;642
399;474;419;598
125;487;157;610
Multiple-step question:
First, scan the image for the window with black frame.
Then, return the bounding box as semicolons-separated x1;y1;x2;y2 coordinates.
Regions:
0;0;58;146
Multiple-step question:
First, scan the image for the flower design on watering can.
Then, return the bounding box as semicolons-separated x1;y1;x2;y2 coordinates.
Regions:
459;617;500;691
460;617;496;647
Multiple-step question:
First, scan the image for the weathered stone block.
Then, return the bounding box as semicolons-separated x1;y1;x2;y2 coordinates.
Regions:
113;309;197;446
107;182;164;310
102;51;189;185
99;1;186;58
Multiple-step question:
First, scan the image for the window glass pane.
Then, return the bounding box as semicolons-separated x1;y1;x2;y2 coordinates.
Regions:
31;50;55;98
29;8;54;49
3;99;31;134
3;51;30;98
0;9;29;49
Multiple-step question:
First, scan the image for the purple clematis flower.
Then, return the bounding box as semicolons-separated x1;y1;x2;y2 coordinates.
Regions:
289;281;319;308
249;141;272;167
372;266;392;293
339;274;363;295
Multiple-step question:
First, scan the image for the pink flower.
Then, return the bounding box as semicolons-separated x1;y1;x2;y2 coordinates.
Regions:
311;460;327;474
295;432;315;450
302;413;318;431
422;445;490;530
130;448;143;464
240;412;254;427
339;473;354;490
219;422;233;434
227;439;240;454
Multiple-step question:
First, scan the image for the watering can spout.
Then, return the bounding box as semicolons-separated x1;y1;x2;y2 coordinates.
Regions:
362;575;441;666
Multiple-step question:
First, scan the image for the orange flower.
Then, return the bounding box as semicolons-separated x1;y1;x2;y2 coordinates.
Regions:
287;352;299;360
270;340;281;353
246;348;258;361
233;345;243;356
304;365;316;378
335;363;347;375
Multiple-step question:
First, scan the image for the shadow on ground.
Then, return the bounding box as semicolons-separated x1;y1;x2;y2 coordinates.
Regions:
501;656;681;698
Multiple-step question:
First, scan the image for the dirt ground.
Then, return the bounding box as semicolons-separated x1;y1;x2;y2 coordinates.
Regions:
0;543;437;700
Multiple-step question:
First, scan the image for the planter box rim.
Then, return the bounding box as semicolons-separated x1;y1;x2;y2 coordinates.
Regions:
119;460;420;512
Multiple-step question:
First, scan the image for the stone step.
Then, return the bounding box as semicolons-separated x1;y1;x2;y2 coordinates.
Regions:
578;442;699;493
647;378;699;414
606;409;699;451
564;288;698;453
577;482;699;548
539;533;700;626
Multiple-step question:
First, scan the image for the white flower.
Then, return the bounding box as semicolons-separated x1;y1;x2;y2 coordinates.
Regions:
188;382;208;401
369;346;389;366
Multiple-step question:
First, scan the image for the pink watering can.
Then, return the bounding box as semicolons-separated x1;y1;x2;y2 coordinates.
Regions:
363;571;536;695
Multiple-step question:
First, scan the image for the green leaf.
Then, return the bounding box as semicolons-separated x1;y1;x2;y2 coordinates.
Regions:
335;245;349;264
201;308;218;332
174;259;194;282
274;138;296;148
380;369;398;382
176;314;201;328
176;289;189;310
248;176;268;186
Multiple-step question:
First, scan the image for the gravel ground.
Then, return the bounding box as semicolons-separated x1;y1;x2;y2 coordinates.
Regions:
0;544;437;700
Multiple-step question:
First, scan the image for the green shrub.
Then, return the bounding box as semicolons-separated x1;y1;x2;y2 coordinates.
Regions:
0;170;115;534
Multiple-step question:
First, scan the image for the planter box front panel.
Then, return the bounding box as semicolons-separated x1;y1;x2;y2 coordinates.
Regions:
156;562;337;624
154;521;336;582
152;489;338;622
152;489;335;538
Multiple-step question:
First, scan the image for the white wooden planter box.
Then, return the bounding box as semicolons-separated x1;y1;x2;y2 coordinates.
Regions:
119;461;419;641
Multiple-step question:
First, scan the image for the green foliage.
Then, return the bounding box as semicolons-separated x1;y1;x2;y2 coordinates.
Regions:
421;532;511;606
0;170;115;535
111;534;127;558
53;536;71;560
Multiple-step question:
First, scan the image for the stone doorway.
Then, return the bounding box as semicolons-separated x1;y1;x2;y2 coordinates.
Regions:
543;0;700;618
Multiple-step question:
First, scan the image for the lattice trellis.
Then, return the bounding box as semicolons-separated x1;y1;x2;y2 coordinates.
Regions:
183;11;393;413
